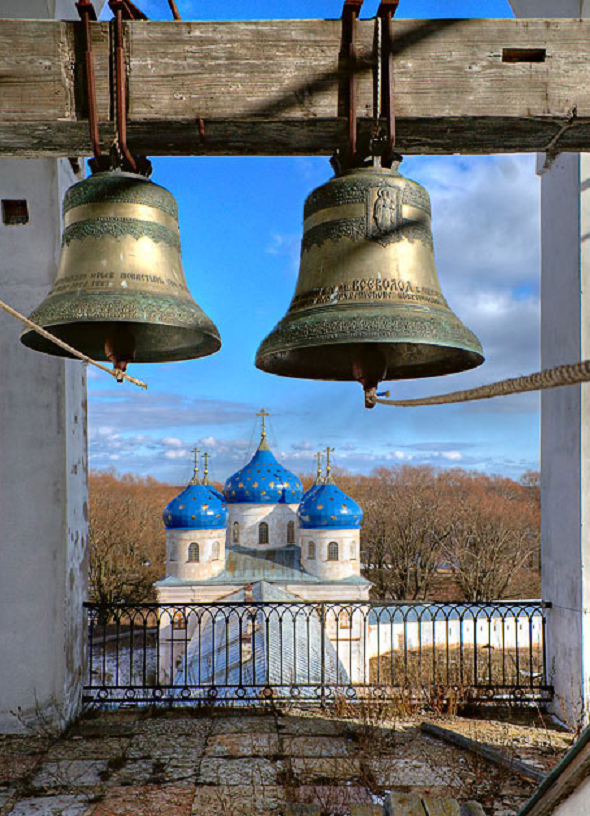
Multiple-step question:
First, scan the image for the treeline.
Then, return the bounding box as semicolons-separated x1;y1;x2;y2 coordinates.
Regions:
88;466;540;606
314;466;540;603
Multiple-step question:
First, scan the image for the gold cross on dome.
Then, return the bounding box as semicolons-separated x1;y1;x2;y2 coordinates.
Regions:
191;447;200;475
325;446;335;476
203;452;209;475
316;451;322;479
256;408;270;440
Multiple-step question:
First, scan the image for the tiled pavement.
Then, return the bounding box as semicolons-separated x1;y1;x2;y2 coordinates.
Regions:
0;708;570;815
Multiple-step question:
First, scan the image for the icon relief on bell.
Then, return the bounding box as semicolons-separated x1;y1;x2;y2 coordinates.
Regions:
369;186;402;240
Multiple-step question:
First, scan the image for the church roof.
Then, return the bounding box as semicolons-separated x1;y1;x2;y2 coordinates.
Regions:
155;544;370;587
173;580;350;701
298;477;362;530
223;439;303;505
163;477;227;530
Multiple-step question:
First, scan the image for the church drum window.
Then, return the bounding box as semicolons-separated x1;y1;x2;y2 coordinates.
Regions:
339;610;351;629
287;520;295;544
212;541;220;560
327;541;339;561
233;521;240;544
308;541;316;559
172;610;187;630
259;521;269;544
188;542;199;562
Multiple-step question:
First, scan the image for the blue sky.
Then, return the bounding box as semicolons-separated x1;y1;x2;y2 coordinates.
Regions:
90;0;540;485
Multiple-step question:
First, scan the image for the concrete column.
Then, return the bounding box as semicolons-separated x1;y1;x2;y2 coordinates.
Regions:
510;0;590;724
0;0;105;733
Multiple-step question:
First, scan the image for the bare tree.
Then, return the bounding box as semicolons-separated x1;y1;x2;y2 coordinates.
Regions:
88;471;175;615
359;467;449;601
442;472;540;602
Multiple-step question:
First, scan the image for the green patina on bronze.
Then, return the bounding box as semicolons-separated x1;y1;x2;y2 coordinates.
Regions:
304;172;431;221
27;290;217;332
63;172;178;218
62;218;181;251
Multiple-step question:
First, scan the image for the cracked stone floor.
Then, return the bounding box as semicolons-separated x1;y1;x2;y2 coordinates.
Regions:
0;707;573;816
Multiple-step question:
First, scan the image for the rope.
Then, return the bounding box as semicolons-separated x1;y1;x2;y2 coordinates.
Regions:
0;298;148;390
365;358;590;408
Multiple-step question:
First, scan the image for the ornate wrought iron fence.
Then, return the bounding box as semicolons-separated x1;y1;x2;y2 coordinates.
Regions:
83;600;552;705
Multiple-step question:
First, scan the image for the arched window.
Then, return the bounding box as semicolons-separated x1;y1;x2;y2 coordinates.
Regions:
308;541;316;560
339;610;351;629
327;541;339;561
212;541;220;560
188;542;199;562
287;520;295;544
350;542;357;560
259;522;269;544
233;522;240;544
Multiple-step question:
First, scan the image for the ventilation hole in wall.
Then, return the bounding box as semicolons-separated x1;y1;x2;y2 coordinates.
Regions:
502;48;546;63
2;200;29;226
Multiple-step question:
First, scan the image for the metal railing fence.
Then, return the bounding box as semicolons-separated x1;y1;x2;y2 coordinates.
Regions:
83;599;552;705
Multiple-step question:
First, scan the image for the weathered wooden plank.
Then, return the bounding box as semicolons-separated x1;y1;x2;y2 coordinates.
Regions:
420;722;547;784
2;18;590;156
0;19;110;127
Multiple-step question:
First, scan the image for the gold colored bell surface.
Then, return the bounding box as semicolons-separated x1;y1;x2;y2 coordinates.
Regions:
21;170;221;371
256;164;484;390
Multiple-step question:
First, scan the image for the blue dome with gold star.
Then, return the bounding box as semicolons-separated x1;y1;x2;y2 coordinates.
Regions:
224;440;303;505
298;478;362;529
163;479;227;530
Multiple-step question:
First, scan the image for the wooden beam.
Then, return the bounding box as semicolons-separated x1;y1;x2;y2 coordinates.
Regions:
420;722;547;785
2;18;590;157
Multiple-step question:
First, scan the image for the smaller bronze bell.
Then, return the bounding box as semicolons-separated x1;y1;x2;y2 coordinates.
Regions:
256;163;484;393
21;170;220;373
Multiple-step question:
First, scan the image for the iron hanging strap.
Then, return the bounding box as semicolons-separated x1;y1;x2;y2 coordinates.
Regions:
332;1;364;173
110;1;137;172
76;1;110;172
108;1;151;175
377;0;400;168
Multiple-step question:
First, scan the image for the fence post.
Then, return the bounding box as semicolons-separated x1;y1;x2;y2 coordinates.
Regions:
320;603;326;708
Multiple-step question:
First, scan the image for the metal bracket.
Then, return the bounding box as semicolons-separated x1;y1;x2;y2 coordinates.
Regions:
376;0;400;168
108;0;151;176
76;0;111;172
332;1;364;174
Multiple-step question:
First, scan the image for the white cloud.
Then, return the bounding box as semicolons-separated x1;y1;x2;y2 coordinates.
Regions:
441;451;463;461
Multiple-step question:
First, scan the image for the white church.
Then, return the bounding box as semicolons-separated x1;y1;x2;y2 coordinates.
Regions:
155;415;371;692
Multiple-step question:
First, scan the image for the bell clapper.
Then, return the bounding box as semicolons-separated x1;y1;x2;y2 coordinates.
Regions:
105;326;136;383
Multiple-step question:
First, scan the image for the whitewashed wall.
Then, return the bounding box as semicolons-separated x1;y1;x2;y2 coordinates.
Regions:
227;503;299;550
299;528;361;580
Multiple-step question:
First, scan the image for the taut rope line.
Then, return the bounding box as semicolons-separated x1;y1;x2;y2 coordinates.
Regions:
0;298;148;390
365;358;590;408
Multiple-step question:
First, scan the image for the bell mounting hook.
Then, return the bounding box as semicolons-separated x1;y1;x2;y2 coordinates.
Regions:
108;0;151;176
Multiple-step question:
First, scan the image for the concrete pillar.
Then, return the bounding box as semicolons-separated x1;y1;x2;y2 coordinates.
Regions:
510;0;590;724
0;0;105;733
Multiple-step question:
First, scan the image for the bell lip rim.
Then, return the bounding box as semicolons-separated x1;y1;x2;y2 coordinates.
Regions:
19;321;222;363
255;345;485;382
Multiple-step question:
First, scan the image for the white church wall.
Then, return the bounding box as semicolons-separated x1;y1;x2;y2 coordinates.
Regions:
300;528;361;580
227;502;299;550
366;615;544;660
166;529;225;581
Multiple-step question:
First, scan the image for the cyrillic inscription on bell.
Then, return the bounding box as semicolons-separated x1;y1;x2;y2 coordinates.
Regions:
256;164;484;391
21;170;221;373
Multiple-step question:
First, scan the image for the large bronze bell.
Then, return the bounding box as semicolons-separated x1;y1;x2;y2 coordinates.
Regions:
256;163;484;392
21;170;220;372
